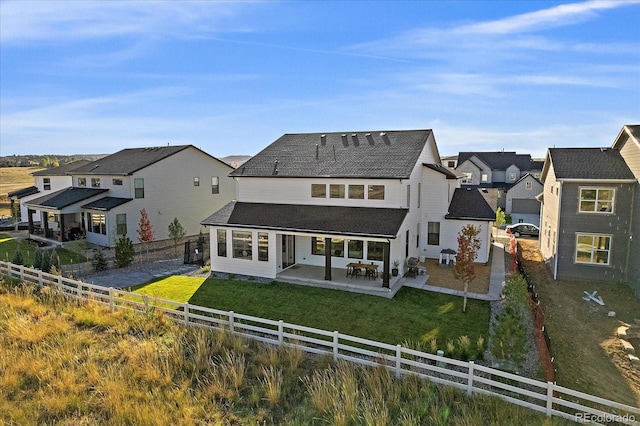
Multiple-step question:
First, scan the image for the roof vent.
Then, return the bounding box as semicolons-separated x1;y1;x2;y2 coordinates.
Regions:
380;132;386;136
466;187;471;191
320;134;326;145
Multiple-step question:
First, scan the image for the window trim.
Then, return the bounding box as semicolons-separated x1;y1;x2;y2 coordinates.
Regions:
211;176;220;194
427;221;440;246
575;233;611;265
43;178;51;190
217;229;227;257
232;230;252;260
578;187;615;214
134;178;144;199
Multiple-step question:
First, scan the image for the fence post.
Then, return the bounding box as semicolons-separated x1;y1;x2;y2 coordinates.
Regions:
19;265;24;282
278;320;284;346
545;381;554;417
109;287;114;312
57;275;63;294
229;311;235;333
395;344;402;378
333;331;339;361
467;361;475;396
38;270;43;288
184;303;190;324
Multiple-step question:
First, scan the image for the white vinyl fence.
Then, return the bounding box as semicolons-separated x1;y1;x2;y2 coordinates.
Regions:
1;261;638;425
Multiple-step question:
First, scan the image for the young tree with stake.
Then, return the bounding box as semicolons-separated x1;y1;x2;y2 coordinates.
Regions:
454;224;482;313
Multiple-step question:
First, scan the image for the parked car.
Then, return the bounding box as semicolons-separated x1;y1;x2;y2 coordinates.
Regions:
506;223;540;238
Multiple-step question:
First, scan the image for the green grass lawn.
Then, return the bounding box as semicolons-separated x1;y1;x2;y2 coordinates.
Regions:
131;276;207;304
161;277;491;347
0;233;87;266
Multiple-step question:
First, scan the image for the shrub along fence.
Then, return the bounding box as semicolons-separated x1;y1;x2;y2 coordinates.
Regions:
1;261;638;425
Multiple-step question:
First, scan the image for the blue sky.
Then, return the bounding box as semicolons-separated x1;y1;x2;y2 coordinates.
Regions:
1;0;638;159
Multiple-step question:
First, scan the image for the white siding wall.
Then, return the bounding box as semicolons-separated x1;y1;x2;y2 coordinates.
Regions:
619;135;640;180
209;228;278;278
420;169;456;260
539;163;560;261
19;175;73;223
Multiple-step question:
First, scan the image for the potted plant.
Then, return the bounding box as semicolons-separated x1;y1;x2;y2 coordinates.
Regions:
392;260;400;277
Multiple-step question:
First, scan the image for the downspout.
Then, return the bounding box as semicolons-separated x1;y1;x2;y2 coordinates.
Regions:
625;184;635;282
554;182;562;280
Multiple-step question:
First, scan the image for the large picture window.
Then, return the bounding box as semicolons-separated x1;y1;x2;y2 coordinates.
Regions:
576;234;611;265
428;222;440;245
331;239;344;257
348;240;363;259
232;230;252;259
367;241;384;261
311;237;325;255
311;184;326;198
258;232;269;261
89;213;106;235
134;178;144;199
368;185;385;200
217;229;227;257
579;188;614;213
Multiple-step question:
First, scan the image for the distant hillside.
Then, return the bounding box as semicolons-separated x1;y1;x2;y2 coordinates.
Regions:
0;154;107;168
221;155;251;169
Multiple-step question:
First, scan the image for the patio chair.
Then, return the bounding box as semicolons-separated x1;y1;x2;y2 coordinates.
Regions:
405;257;419;278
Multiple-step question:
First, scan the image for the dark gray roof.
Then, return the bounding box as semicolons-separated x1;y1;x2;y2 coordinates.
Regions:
71;145;191;175
548;148;635;180
202;201;409;238
446;188;497;221
627;125;640;141
457;151;537;171
230;130;433;179
82;197;132;211
32;159;91;176
25;187;108;209
423;163;460;179
8;186;39;198
512;172;542;187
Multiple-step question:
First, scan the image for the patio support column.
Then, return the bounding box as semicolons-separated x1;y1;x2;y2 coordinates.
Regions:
383;241;390;288
59;214;66;242
324;237;332;280
43;212;50;238
27;209;35;234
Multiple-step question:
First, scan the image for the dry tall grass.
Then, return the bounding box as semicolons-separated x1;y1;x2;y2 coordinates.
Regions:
0;278;566;425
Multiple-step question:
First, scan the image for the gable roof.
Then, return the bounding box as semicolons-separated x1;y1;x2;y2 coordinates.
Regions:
511;172;542;188
71;145;192;175
446;188;496;221
32;159;91;176
230;130;434;179
24;187;108;210
546;148;635;180
423;163;460;179
202;201;409;238
457;151;537;172
612;124;640;150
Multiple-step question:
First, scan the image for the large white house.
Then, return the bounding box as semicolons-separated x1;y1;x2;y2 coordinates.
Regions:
23;145;235;248
202;130;495;289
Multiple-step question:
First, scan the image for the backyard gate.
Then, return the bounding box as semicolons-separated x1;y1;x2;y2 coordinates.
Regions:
184;238;207;265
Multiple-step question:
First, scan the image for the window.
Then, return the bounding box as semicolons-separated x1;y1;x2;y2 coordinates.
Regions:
417;183;421;208
91;178;100;188
311;237;325;255
43;178;51;190
367;241;384;261
134;178;144;198
331;239;344;257
406;185;411;208
78;177;86;187
368;185;385;200
525;181;532;190
212;177;219;194
428;222;440;245
258;232;269;261
348;185;364;199
348;240;363;259
462;173;473;184
217;229;227;257
447;160;455;168
116;214;127;235
576;234;611;265
330;184;345;198
579;188;614;213
113;178;123;186
509;172;517;181
89;213;106;235
417;223;420;248
194;177;200;186
405;230;410;257
311;184;326;198
481;174;488;182
232;230;252;259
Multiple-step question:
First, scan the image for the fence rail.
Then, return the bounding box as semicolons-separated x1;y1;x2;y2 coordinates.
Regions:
1;261;638;425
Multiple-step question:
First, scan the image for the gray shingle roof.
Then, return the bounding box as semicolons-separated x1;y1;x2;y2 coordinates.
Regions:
71;145;191;175
548;148;635;180
82;197;132;211
24;187;108;209
202;201;409;238
423;163;460;179
446;188;497;220
8;186;39;198
32;159;91;176
457;151;537;171
230;130;433;179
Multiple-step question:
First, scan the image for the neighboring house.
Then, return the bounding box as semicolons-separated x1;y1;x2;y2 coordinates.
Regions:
539;125;640;297
8;160;91;225
23;145;235;248
455;151;544;225
202;130;495;288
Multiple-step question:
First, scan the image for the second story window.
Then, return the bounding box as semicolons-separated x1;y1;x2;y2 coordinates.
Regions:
330;184;345;198
91;178;100;188
194;177;200;186
78;177;87;187
525;181;532;190
462;173;473;184
134;178;144;198
43;178;51;190
212;176;219;194
311;184;326;198
481;174;488;182
509;172;517;181
368;185;385;200
348;185;364;199
113;178;123;186
579;188;614;213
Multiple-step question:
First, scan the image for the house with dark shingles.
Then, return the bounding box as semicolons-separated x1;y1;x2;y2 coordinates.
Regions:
454;151;544;225
539;125;640;298
23;145;235;248
201;130;495;289
8;160;91;226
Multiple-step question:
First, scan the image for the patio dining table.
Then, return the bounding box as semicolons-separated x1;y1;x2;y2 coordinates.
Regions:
346;262;379;279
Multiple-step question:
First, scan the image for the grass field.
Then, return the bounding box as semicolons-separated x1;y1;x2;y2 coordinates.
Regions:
132;276;491;349
0;167;43;217
0;233;88;266
0;280;564;425
518;239;640;407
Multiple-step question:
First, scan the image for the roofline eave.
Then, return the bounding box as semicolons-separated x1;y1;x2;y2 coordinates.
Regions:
200;222;398;239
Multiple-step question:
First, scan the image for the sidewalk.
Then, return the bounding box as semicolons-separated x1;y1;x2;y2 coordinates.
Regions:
402;242;506;301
